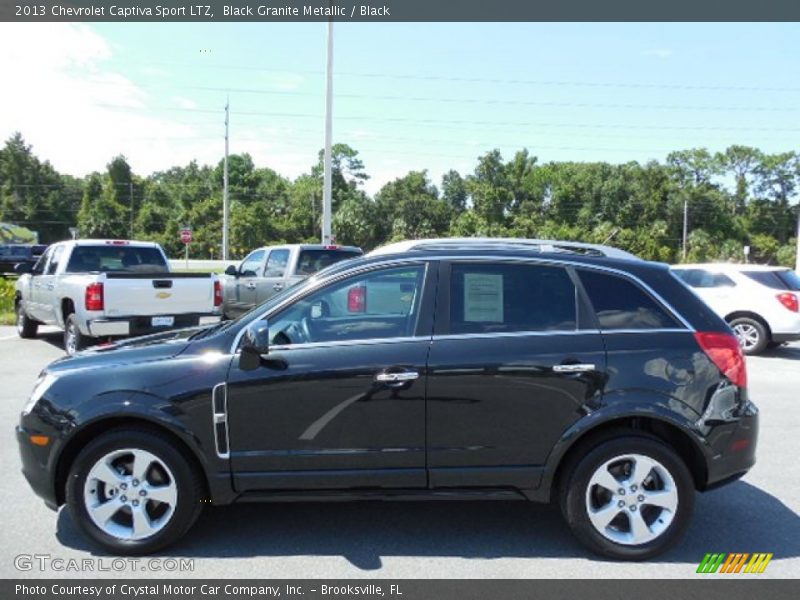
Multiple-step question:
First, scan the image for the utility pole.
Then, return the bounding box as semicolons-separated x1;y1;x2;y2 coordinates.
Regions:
795;209;800;272
682;199;688;261
321;20;334;245
129;181;134;240
222;99;230;260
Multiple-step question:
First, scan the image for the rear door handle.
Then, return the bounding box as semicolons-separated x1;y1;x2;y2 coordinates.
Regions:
375;370;419;383
246;282;256;290
553;363;596;373
273;283;284;291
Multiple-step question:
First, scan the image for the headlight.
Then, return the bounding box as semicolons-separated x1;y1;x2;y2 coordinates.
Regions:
22;372;58;416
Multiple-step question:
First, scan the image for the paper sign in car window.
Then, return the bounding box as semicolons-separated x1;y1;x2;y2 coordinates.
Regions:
464;273;504;322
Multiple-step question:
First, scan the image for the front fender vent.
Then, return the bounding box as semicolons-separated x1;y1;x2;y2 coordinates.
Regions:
211;382;230;458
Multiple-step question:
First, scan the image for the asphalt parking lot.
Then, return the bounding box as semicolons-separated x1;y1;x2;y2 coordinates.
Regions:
1;325;798;579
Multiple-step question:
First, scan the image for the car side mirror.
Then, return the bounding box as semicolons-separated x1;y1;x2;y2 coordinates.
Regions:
240;321;269;371
14;262;33;274
225;265;238;277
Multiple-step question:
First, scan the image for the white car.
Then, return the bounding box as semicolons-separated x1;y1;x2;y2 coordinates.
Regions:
671;263;800;355
14;239;222;355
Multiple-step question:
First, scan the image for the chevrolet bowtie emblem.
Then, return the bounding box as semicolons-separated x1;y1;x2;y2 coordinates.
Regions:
156;292;172;299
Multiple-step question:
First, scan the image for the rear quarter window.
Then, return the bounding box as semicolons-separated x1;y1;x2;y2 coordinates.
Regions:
578;269;682;330
743;270;800;291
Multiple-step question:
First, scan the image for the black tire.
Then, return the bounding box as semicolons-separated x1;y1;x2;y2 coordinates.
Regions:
560;435;695;561
728;317;769;356
15;302;38;338
65;427;205;555
64;313;93;356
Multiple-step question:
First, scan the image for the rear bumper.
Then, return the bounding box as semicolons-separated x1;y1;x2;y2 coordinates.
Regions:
88;313;221;337
702;400;759;491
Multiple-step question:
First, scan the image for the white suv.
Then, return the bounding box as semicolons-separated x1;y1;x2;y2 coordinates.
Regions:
671;263;800;355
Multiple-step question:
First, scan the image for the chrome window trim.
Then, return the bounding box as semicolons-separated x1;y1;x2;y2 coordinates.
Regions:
433;329;600;343
598;328;693;335
268;335;429;352
229;253;694;353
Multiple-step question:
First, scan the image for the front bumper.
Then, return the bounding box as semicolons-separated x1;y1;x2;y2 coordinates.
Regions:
702;400;759;490
17;424;59;510
88;313;221;337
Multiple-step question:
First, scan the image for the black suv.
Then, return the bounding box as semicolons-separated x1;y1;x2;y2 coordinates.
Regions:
17;238;758;560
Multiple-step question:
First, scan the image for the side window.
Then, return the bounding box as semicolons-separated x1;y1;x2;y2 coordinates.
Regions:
239;250;266;277
32;248;52;275
267;265;426;345
449;263;577;334
46;245;64;275
264;249;290;278
676;269;734;289
578;269;681;330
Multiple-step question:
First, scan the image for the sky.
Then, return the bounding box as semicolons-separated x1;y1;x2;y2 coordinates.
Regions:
0;22;797;194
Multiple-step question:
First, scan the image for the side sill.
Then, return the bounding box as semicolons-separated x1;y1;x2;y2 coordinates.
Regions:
234;488;529;503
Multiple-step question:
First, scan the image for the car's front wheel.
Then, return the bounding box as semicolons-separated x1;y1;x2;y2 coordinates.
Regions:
66;427;205;555
560;436;694;560
16;302;38;338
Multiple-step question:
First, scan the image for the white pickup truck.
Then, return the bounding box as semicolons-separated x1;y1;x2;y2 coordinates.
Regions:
14;239;222;355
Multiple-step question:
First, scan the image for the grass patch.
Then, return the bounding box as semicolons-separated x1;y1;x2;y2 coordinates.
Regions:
1;278;15;324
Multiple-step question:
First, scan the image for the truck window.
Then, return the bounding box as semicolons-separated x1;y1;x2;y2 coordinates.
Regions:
295;249;362;276
66;246;169;273
46;245;64;275
264;249;290;277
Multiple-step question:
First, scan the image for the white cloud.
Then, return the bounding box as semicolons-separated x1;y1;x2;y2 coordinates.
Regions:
0;23;197;176
173;96;198;110
643;48;673;59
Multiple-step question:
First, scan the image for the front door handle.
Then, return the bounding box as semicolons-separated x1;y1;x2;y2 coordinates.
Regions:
46;284;54;290
273;283;284;291
553;363;596;373
375;370;419;383
246;282;257;290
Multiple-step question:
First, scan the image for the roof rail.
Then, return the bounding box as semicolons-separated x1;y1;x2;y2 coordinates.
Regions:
367;237;640;260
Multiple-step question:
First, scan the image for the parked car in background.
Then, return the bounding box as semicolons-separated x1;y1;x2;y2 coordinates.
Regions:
221;243;362;319
14;239;222;354
0;243;47;275
17;238;757;560
671;263;800;355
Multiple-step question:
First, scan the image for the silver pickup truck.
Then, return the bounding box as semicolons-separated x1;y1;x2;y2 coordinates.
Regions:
221;244;362;319
14;239;222;354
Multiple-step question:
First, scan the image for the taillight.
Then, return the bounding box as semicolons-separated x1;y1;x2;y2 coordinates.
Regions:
213;280;223;307
347;286;367;312
694;331;747;388
776;292;799;313
85;282;104;311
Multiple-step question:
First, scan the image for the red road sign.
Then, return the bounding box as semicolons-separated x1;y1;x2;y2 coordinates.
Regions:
180;229;193;244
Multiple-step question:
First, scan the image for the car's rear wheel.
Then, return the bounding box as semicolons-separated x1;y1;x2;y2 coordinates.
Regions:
729;317;769;355
16;302;38;338
560;436;694;560
66;427;205;555
64;314;93;356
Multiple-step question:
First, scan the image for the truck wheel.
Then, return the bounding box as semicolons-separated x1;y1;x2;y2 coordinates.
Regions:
64;313;93;356
560;436;694;560
65;427;205;555
729;317;768;355
16;303;39;339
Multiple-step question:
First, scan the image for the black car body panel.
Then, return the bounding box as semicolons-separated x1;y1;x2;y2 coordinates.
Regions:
17;247;758;514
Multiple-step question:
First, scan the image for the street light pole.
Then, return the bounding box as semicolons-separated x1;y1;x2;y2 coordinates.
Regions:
222;99;230;260
322;20;334;245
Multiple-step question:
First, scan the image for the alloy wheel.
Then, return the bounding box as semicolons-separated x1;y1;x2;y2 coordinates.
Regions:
732;323;760;351
83;448;178;541
585;453;678;546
